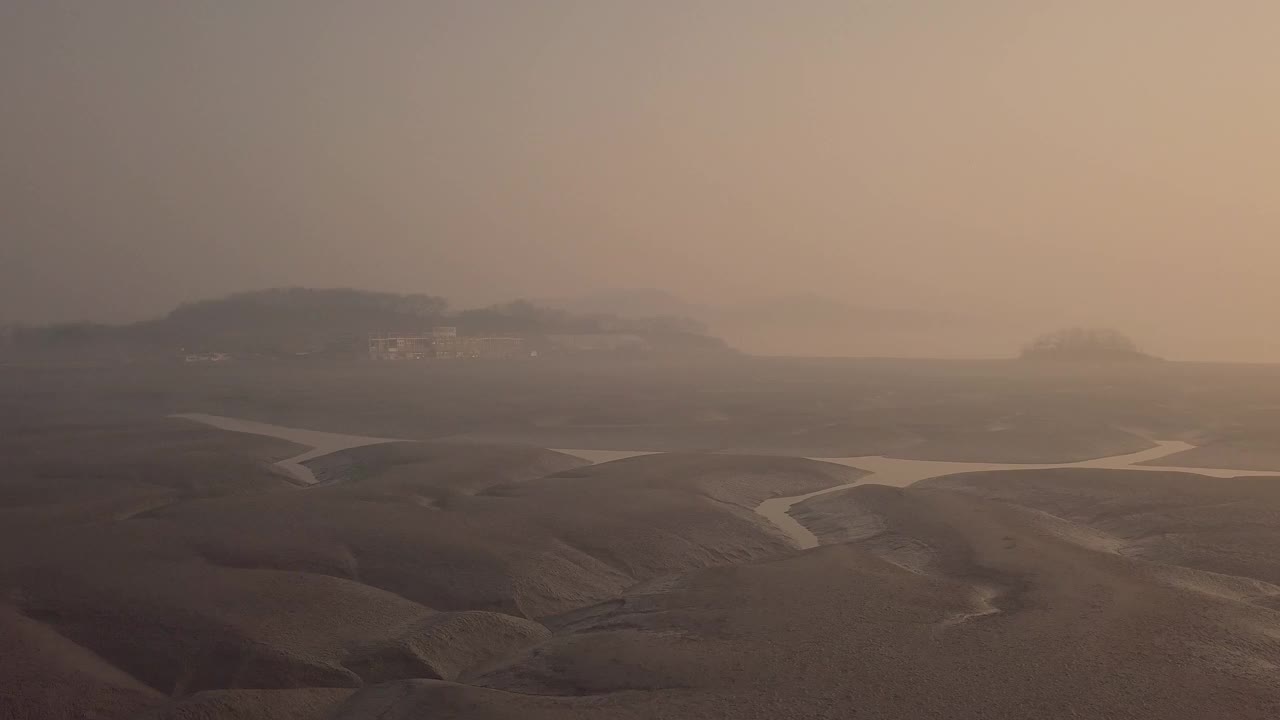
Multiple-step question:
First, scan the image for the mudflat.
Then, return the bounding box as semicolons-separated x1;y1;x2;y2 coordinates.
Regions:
5;359;1280;719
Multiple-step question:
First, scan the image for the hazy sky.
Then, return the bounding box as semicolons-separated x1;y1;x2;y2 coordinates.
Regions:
3;2;1278;358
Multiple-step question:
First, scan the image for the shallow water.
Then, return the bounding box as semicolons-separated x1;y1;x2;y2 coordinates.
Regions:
760;441;1280;549
173;413;404;485
552;448;659;464
173;414;1280;549
173;413;649;483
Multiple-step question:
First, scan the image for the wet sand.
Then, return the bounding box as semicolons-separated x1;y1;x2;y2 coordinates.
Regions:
548;448;658;464
175;414;1280;551
760;441;1280;548
12;411;1280;720
172;413;405;485
174;413;653;483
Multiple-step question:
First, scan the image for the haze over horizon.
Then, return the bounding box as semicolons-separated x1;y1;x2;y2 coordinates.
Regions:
5;2;1279;360
12;8;1280;718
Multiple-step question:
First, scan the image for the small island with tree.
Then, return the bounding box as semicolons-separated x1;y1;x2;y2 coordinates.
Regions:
1020;327;1160;363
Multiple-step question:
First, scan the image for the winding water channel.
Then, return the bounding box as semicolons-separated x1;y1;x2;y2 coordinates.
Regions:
174;414;1280;550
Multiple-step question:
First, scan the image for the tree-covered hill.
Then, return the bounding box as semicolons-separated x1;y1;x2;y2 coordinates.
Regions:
4;288;731;361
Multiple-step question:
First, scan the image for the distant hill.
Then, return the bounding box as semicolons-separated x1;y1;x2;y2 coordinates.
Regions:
138;288;451;355
542;289;961;356
5;288;731;362
1020;328;1160;363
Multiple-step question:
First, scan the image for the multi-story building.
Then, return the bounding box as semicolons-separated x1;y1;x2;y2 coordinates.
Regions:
369;328;523;360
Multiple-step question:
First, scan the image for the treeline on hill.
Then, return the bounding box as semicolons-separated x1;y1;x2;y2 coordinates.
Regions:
1020;327;1159;363
2;288;731;362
